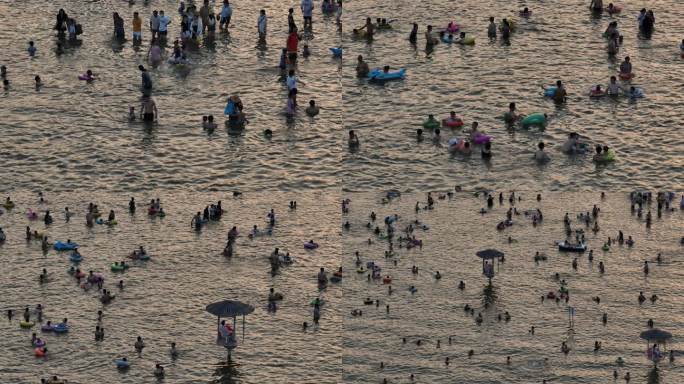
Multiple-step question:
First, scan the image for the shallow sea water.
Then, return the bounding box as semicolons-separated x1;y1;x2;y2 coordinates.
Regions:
1;0;683;383
340;0;684;192
0;0;342;193
0;191;341;384
342;192;683;383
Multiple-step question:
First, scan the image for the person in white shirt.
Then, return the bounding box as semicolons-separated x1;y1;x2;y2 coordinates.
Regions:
301;0;314;29
257;10;267;39
286;69;298;91
606;76;620;95
534;142;550;163
158;10;171;39
149;10;160;40
220;0;232;30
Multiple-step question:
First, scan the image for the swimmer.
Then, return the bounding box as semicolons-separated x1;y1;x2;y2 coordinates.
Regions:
619;56;632;76
628;86;642;99
348;130;360;148
305;100;320;116
28;41;37;57
128;106;136;121
356;55;369;77
432;128;441;144
500;19;511;40
134;336;145;351
154;364;165;377
592;145;604;162
425;25;438;45
520;7;532;17
606;76;620;95
302;44;310;58
205;115;217;130
481;142;492;159
81;69;94;81
409;23;418;43
140;96;158;122
534;142;550;163
171;342;179;357
455;32;468;45
590;0;604;12
416;128;424;142
590;84;604;97
487;17;497;39
35;75;42;88
503;102;522;123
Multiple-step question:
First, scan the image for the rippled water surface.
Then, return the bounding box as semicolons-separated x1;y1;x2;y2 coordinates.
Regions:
0;191;341;383
0;0;342;193
340;0;684;192
342;192;684;383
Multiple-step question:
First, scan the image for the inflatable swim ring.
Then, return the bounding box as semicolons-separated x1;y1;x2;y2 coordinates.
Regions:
590;86;606;98
54;241;78;251
606;5;622;13
618;72;634;81
304;242;319;250
115;359;130;369
602;244;610;251
53;323;69;333
34;348;46;357
330;275;342;283
628;88;644;98
310;299;325;306
521;113;546;128
69;253;83;263
444;117;464;128
382;276;392;284
446;23;459;33
329;47;343;57
26;209;38;220
368;68;406;82
543;87;557;98
363;298;373;305
20;321;35;329
472;133;492;145
603;151;616;162
33;339;46;348
78;74;93;81
462;36;475;45
96;218;118;226
111;263;129;272
3;201;15;209
356;267;366;273
41;324;54;332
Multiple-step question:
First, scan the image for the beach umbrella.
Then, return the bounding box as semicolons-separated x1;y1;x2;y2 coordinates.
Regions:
640;329;672;342
476;249;504;259
206;300;255;343
476;249;504;280
206;300;255;318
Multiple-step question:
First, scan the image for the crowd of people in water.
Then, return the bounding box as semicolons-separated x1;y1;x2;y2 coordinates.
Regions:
1;187;683;383
1;189;338;382
1;0;681;169
342;190;683;383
